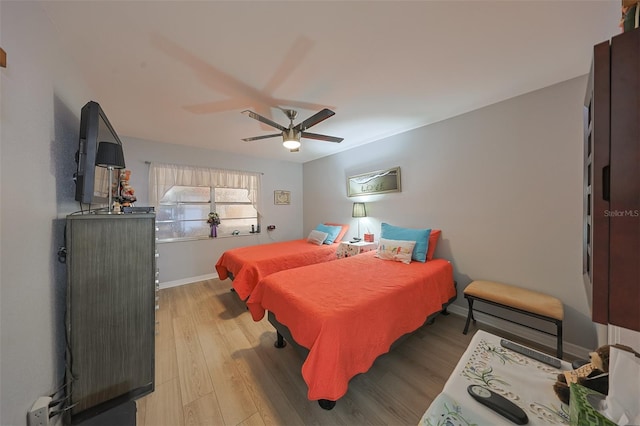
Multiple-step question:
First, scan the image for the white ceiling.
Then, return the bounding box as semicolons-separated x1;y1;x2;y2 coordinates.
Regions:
42;1;620;163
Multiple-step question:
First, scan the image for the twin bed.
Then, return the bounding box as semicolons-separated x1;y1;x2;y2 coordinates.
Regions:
215;225;456;409
215;238;340;300
215;223;348;299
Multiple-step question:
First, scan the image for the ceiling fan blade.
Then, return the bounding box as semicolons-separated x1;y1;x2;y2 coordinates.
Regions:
242;133;282;142
184;98;249;114
294;108;335;131
262;36;315;95
301;132;343;143
242;110;286;131
273;98;336;113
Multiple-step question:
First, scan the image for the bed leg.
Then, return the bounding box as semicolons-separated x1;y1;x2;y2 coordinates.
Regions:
274;332;287;348
318;399;336;410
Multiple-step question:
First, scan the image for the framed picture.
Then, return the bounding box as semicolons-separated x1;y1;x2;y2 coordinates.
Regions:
274;190;291;205
347;167;401;197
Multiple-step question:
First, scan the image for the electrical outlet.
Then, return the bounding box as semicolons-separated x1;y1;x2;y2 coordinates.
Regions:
27;396;51;426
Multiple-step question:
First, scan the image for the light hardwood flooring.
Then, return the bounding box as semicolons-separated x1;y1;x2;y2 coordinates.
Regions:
136;278;557;426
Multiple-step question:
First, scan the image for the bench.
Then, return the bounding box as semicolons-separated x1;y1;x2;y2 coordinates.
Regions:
462;280;564;358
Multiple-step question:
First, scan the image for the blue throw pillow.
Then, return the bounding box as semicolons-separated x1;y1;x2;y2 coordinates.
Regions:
380;223;431;262
315;224;342;244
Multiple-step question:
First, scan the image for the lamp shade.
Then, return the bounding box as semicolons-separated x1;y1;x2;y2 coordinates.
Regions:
352;202;367;218
95;142;125;169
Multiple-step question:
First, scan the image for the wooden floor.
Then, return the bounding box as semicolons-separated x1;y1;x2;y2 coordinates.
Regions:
135;279;551;426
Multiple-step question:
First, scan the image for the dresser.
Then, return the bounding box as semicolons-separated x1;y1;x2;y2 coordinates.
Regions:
65;214;156;423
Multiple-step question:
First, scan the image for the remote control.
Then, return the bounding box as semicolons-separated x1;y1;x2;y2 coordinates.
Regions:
467;385;529;425
501;339;562;368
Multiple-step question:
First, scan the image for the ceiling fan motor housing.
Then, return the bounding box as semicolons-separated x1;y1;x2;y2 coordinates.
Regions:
285;109;298;121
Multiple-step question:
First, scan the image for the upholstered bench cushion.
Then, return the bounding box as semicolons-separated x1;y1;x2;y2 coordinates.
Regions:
464;280;564;321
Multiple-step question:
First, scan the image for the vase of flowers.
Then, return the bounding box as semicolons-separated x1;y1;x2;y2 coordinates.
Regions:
207;212;220;238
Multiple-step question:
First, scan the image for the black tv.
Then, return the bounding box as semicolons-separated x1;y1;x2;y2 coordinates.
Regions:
74;101;123;206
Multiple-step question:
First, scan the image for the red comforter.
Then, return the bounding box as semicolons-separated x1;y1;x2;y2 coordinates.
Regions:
215;239;339;300
247;251;456;401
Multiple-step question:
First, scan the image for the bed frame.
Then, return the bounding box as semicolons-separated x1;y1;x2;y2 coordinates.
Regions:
267;283;457;410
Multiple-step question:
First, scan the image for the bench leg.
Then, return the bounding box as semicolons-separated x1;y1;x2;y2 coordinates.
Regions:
556;321;563;359
463;297;476;335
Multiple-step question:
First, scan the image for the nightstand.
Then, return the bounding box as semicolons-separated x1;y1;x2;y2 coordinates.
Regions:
336;241;378;258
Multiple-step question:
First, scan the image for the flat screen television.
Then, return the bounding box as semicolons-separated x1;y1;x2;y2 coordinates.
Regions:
74;101;124;206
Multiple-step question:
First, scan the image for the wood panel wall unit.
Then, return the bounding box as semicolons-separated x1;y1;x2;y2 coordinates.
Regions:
584;28;640;332
65;214;156;423
584;40;611;325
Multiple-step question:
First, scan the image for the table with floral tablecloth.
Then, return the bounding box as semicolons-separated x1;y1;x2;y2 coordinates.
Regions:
420;330;572;426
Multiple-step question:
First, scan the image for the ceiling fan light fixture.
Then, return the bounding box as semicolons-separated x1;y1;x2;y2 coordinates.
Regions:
282;128;301;150
241;108;342;149
282;140;300;150
283;139;301;150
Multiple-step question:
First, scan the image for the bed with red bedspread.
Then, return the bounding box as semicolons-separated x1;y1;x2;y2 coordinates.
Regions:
215;239;341;300
246;250;457;409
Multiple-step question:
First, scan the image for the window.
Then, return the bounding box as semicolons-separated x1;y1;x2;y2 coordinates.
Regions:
149;163;261;242
157;185;211;240
213;187;258;235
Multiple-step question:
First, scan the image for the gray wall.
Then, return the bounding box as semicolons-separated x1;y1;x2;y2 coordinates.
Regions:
304;76;597;352
0;3;302;424
1;2;92;425
122;137;303;284
3;2;636;425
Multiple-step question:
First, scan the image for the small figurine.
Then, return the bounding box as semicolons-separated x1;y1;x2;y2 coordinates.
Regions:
118;169;137;206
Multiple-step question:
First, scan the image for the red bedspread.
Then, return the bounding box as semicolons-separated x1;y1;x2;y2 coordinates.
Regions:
246;251;456;401
215;239;339;300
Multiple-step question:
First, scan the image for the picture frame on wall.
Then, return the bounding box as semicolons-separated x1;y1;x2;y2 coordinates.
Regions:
274;190;291;205
347;167;401;197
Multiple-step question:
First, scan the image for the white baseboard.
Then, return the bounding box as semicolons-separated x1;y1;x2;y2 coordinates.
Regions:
447;304;589;360
159;273;219;290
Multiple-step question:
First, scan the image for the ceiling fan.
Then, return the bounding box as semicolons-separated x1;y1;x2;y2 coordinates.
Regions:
241;108;343;152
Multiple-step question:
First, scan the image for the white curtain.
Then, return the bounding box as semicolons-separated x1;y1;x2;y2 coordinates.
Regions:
149;162;261;213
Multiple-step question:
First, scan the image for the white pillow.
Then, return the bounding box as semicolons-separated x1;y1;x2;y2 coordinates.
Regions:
376;238;416;264
307;230;329;245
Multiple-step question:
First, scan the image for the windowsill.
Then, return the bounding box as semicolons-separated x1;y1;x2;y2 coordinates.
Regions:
156;233;260;244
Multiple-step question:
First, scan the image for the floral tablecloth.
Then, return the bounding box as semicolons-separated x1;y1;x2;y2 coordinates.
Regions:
420;330;572;425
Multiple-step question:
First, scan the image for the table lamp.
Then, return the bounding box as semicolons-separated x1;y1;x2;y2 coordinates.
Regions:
352;202;367;241
95;142;125;213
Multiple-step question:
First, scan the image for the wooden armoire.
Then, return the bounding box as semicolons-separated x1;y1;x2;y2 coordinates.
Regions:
583;27;640;332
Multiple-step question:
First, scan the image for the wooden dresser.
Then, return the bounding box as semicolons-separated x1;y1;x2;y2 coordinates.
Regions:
65;214;156;424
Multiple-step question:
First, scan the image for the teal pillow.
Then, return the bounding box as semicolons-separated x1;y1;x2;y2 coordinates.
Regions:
315;224;342;244
380;223;431;262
